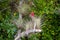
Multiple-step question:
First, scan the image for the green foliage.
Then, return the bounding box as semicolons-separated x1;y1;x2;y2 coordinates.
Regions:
0;0;17;40
0;0;60;40
31;0;60;40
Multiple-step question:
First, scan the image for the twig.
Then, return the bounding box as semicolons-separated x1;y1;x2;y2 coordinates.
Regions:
0;7;10;12
14;29;41;40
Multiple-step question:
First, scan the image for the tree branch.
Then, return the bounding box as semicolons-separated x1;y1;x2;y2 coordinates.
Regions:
14;29;41;40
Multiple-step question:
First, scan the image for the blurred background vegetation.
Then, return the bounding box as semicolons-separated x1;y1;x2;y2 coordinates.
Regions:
0;0;60;40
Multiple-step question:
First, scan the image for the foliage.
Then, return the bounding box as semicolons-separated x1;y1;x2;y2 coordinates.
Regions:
0;0;60;40
31;0;60;40
0;0;17;40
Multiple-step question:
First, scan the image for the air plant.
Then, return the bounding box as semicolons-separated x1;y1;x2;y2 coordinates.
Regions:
13;0;42;40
